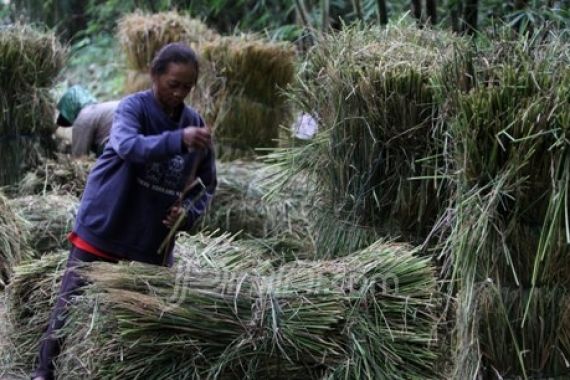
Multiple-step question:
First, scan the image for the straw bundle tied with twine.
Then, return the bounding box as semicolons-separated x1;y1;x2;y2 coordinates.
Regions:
438;28;570;378
0;24;67;186
0;192;31;288
56;240;438;379
201;35;296;160
265;24;467;257
8;194;78;253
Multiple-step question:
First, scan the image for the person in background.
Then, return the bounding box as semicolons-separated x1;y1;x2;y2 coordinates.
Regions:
32;42;216;380
56;85;119;157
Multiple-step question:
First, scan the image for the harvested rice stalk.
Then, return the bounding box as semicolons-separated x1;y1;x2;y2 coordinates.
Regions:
456;284;570;379
11;154;95;197
0;251;67;376
0;233;290;375
439;29;570;379
58;240;438;379
201;35;295;107
0;23;67;91
201;35;296;158
0;192;31;288
194;161;313;252
175;231;308;274
0;24;67;186
265;24;466;256
9;194;78;253
117;11;217;72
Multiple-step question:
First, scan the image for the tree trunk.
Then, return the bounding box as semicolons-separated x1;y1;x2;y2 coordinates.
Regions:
411;0;422;21
515;0;528;9
426;0;437;25
463;0;479;34
450;1;462;32
376;0;388;25
294;0;311;29
321;0;330;31
352;0;363;20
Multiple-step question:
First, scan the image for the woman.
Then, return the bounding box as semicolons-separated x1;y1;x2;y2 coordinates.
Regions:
32;42;216;380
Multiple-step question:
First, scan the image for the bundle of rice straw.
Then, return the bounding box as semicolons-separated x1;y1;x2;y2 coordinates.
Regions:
201;35;296;159
460;285;570;379
0;251;67;376
10;154;95;197
118;11;217;72
56;240;438;379
0;24;67;186
0;24;66;91
265;24;467;257
0;192;31;288
8;194;78;253
118;11;218;94
194;161;312;252
0;233;287;375
440;28;570;378
175;232;288;274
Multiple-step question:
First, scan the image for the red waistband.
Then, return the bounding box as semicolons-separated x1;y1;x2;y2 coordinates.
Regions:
68;232;118;261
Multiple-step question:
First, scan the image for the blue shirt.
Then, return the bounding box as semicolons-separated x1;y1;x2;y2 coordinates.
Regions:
73;90;216;265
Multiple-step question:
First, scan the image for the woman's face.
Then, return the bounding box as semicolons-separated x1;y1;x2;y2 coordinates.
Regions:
152;62;197;112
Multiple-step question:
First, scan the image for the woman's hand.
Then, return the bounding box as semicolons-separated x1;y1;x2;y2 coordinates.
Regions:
182;126;211;150
163;206;185;229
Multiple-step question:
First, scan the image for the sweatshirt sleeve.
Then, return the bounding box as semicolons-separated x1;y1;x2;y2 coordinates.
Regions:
180;146;217;230
109;98;183;163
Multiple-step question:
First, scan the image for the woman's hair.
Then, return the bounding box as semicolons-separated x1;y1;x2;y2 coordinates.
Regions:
150;43;199;83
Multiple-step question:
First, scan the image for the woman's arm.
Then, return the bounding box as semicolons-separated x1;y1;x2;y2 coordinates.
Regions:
109;98;183;163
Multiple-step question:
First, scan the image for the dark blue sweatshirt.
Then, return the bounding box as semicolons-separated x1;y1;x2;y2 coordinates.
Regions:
73;90;216;265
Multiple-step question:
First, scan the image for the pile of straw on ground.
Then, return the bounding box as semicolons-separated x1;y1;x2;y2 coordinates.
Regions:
0;24;67;186
9;194;78;253
441;29;570;378
194;161;312;252
55;240;438;379
118;11;218;94
266;24;466;257
8;154;95;197
201;35;296;159
0;193;31;288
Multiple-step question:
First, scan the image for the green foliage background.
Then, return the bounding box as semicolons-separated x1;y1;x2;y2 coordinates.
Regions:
1;0;568;42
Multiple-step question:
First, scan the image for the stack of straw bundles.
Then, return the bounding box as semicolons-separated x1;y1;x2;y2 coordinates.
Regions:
201;35;296;159
118;11;217;94
2;235;439;379
442;29;570;378
265;24;467;257
57;240;438;379
0;24;67;186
